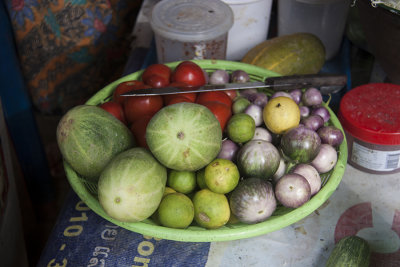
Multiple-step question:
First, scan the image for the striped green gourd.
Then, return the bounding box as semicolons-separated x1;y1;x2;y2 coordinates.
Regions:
57;105;135;182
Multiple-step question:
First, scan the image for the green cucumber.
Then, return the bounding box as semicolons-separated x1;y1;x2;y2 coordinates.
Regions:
326;236;370;267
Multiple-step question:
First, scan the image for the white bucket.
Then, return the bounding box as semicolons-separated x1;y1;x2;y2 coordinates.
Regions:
222;0;273;61
277;0;351;60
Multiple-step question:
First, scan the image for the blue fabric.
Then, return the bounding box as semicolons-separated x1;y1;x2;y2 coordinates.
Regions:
0;1;31;117
38;191;211;267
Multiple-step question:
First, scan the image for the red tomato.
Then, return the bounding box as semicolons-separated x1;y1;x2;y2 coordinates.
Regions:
224;90;237;100
163;82;197;104
201;101;232;131
123;84;164;124
141;64;171;85
196;91;232;108
99;101;127;125
113;80;144;104
171;61;206;86
130;115;152;148
144;74;169;88
166;96;194;106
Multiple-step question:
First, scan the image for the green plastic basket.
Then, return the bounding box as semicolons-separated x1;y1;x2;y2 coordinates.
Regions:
65;60;347;242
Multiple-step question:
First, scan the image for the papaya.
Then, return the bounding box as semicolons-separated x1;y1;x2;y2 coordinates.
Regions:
57;105;135;182
242;33;326;75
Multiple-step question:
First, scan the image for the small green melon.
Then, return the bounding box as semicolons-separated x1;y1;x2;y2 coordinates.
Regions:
146;102;222;171
98;147;167;222
56;105;135;182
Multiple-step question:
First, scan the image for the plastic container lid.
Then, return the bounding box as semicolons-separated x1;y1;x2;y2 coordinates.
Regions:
338;83;400;145
222;0;262;4
150;0;234;42
296;0;346;4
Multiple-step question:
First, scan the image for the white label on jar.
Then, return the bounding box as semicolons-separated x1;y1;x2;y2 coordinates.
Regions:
351;142;400;171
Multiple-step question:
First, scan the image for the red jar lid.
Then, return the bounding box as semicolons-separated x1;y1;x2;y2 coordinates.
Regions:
338;83;400;145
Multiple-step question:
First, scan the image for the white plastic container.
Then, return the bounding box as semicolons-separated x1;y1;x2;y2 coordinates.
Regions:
222;0;273;61
278;0;351;60
150;0;234;63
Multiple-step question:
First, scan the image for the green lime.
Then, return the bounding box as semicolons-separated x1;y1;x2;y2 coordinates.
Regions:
151;187;177;225
157;193;194;229
204;158;240;194
196;168;208;189
232;96;251;114
192;189;230;229
168;170;197;194
226;113;255;143
163;187;177;197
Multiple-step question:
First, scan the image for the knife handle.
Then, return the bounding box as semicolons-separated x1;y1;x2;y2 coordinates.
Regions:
264;74;347;91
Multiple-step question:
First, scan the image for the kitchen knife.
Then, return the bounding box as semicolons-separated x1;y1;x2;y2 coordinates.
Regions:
120;73;347;96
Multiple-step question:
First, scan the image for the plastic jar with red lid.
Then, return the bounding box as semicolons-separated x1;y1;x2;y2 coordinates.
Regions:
338;83;400;174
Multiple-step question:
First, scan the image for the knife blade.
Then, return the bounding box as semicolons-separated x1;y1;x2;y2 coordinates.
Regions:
120;73;347;96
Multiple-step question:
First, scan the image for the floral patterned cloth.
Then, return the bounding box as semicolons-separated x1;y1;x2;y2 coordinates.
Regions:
5;0;142;114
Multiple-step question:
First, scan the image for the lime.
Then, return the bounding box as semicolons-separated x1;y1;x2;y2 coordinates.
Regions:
168;170;197;194
204;158;240;194
196;168;208;189
192;189;230;229
157;193;194;229
151;187;177;224
226;113;255;143
163;187;177;197
232;96;251;114
263;96;300;134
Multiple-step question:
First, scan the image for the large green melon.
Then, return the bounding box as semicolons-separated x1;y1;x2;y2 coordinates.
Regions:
146;102;222;171
56;105;135;182
98;147;167;222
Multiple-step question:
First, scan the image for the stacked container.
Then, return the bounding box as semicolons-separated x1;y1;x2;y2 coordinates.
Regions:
150;0;234;63
338;83;400;174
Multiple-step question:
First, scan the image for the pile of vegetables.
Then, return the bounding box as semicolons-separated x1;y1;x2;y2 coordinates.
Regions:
207;69;344;223
57;60;345;230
